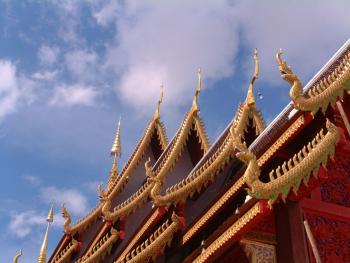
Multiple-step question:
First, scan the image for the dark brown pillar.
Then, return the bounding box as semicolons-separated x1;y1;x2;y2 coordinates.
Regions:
274;201;310;263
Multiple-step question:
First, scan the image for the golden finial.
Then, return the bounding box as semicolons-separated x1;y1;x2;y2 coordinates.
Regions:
245;48;259;106
192;68;202;112
61;203;72;234
153;83;163;121
13;249;23;263
110;117;122;158
37;204;54;263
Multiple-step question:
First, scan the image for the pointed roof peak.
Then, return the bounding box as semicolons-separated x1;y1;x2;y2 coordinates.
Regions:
110;117;122;157
46;203;54;223
245;48;259;107
153;83;164;121
37;205;54;263
191;68;202;112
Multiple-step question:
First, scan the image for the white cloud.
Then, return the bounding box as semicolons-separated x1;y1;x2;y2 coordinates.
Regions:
8;210;64;238
0;59;20;120
98;0;350;116
50;84;98;106
38;45;60;65
235;0;350;85
32;70;59;81
40;186;88;216
93;0;120;27
8;210;45;238
22;175;42;186
104;0;239;112
65;49;98;81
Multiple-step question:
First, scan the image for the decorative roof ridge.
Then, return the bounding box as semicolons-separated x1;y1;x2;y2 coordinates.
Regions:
116;210;159;262
236;119;340;206
63;202;102;235
248;40;350;155
277;48;350;114
65;114;167;235
147;50;266;206
51;238;80;263
153;107;209;179
234;49;265;137
115;213;180;263
101;181;153;221
76;227;119;263
149;123;237;206
101;73;210;221
193;201;268;263
105;115;167;198
182;177;245;244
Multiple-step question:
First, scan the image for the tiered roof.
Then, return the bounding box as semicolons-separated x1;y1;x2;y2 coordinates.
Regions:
46;40;350;263
115;50;266;262
82;69;211;262
49;92;168;263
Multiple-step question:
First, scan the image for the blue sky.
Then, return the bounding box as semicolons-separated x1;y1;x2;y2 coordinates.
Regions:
0;0;349;261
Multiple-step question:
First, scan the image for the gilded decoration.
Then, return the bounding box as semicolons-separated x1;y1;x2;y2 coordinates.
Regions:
51;96;168;261
61;203;71;234
194;202;265;263
51;239;80;263
149;49;265;208
277;49;350;114
76;227;119;263
257;115;304;166
116;213;180;263
65;102;168;234
101;72;210;221
182;177;245;244
236;119;340;206
116;210;159;262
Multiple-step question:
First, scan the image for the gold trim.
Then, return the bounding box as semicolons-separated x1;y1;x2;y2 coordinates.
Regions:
257;115;304;166
116;210;159;262
194;202;263;263
51;239;80;263
76;228;119;263
115;213;180;263
102;108;210;221
67;115;167;234
149;50;265;207
183;177;245;244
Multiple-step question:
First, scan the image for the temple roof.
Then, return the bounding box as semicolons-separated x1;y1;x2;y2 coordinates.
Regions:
149;49;265;207
115;43;350;261
49;103;168;262
49;40;350;263
101;69;210;222
80;71;210;263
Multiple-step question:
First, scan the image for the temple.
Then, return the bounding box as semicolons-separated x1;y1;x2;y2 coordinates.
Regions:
16;40;350;262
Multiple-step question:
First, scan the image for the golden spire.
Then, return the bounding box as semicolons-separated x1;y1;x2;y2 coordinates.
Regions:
110;117;122;158
13;249;23;263
37;204;54;263
153;83;163;121
109;117;122;186
192;68;202;112
245;48;259;107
